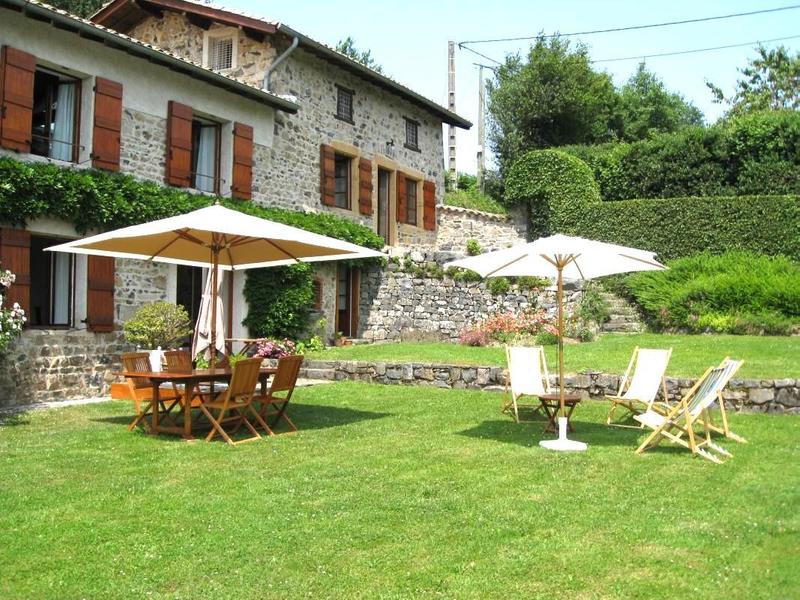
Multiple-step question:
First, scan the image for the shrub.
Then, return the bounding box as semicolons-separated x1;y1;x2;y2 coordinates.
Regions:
459;309;558;346
576;284;610;325
466;239;482;256
0;265;26;354
254;338;297;359
620;252;800;335
243;264;315;340
515;276;550;290
123;302;192;349
487;277;510;295
504;149;601;236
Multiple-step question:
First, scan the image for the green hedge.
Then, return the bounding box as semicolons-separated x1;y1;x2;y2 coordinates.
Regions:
561;110;800;200
563;195;800;261
504;149;600;236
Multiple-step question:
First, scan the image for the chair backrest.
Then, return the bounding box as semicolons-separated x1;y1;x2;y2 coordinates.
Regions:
164;350;193;372
506;346;550;397
121;352;152;390
269;354;304;396
225;357;262;403
621;347;672;403
685;358;743;418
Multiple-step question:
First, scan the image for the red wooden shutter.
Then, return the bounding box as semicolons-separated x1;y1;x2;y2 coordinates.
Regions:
0;228;30;315
349;268;360;336
86;256;115;332
0;46;35;153
396;172;406;223
92;77;123;171
166;101;193;187
423;180;436;231
232;122;253;200
358;157;373;215
320;144;336;206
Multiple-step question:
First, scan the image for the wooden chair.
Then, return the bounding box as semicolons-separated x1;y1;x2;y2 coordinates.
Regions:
502;346;551;423
634;359;743;463
163;350;203;410
701;357;748;445
198;357;268;445
254;354;304;434
606;347;672;428
119;352;181;431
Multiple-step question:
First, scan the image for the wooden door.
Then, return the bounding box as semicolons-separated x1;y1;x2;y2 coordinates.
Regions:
336;265;360;338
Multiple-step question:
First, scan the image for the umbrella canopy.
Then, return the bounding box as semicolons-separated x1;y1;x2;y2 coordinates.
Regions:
48;203;385;365
447;234;667;450
192;269;225;361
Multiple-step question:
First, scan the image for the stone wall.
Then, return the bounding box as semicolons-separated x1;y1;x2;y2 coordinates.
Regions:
436;204;528;253
120;108;167;183
299;359;800;414
115;259;171;325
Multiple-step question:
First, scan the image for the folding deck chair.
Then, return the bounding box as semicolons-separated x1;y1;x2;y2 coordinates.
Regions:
254;354;304;434
702;357;748;444
502;346;551;423
634;359;743;463
606;347;672;428
119;352;181;431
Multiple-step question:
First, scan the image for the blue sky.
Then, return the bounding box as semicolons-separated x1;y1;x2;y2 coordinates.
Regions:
228;0;798;173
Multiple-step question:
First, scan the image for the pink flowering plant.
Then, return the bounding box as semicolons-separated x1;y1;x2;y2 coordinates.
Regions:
459;309;559;347
254;338;297;359
0;266;26;353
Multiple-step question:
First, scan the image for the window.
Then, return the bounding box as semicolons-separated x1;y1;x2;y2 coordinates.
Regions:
334;154;351;209
176;265;203;324
336;86;354;123
29;235;72;327
312;279;323;311
31;69;79;162
406;179;418;225
404;118;419;151
209;36;234;71
191;117;220;193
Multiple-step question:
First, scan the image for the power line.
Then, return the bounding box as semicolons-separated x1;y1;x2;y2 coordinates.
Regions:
591;33;800;63
459;4;800;46
459;44;502;65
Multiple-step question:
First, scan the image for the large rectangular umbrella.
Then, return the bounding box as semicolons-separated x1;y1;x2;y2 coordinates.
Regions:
447;234;666;451
48;202;385;366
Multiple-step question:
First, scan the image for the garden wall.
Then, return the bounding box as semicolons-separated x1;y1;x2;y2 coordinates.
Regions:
299;359;800;414
436;205;528;253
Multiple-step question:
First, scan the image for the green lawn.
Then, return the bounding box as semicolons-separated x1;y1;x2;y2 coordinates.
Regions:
309;333;800;379
1;383;798;598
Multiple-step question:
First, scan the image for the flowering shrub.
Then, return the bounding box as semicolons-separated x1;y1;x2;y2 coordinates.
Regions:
459;309;559;347
254;338;297;359
0;266;26;354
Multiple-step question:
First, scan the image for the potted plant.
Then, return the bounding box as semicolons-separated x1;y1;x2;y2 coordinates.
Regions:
123;302;192;371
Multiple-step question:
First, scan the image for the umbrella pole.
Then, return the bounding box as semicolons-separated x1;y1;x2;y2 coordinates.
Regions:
210;247;219;370
556;262;566;418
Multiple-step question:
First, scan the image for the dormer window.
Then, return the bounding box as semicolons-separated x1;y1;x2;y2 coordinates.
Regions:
203;29;238;72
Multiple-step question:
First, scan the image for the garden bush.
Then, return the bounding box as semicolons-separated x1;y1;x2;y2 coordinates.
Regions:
619;252;800;335
243;264;315;340
458;309;559;346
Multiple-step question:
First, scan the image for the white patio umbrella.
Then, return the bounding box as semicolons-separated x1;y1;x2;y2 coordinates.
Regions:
192;268;225;361
447;234;666;452
48;202;385;366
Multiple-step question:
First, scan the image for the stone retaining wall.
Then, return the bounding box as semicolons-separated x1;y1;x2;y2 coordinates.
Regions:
299;359;800;414
436;205;528;253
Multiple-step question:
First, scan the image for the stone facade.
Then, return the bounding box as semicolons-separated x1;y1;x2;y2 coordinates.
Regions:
120;108;168;185
299;359;800;415
436;205;528;253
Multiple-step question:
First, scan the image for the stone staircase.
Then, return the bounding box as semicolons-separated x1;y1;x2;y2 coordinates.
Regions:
599;291;644;333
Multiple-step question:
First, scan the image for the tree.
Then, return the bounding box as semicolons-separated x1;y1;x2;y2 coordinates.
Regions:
44;0;104;17
618;62;704;141
486;36;619;174
335;37;383;74
708;45;800;116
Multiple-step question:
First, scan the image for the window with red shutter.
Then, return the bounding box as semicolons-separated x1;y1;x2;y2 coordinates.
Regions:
86;256;115;332
166;101;193;188
232;122;253;200
358;157;373;215
0;46;35;153
92;77;123;171
423;180;436;231
320;144;336;206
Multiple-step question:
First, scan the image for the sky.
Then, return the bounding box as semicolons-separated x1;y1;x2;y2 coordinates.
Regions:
226;0;799;174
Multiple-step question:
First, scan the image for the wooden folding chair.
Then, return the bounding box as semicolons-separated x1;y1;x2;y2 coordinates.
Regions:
634;359;743;463
606;347;672;428
254;354;304;434
120;352;181;431
198;357;269;445
502;346;550;423
701;357;748;444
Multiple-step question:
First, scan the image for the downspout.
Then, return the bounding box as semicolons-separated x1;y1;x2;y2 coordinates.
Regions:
262;35;299;91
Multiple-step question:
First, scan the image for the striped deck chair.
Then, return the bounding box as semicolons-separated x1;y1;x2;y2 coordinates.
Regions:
702;357;748;444
634;359;743;463
606;347;672;428
502;346;551;423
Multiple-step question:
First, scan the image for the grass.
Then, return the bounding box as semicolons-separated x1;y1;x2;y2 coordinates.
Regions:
444;188;509;216
309;333;800;379
1;383;798;598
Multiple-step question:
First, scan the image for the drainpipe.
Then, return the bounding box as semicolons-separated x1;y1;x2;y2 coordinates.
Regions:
262;35;299;92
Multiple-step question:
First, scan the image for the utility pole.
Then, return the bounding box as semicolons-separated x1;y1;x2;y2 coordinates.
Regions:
476;64;486;193
447;41;456;188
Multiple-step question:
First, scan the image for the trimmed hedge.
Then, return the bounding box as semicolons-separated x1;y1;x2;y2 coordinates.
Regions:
505;149;600;236
561;110;800;201
563;195;800;261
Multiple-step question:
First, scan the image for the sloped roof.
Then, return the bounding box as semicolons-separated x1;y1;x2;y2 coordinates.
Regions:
0;0;298;112
92;0;472;128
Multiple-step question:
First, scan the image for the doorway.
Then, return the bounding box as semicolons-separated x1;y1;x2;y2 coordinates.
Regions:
377;168;391;246
336;264;360;338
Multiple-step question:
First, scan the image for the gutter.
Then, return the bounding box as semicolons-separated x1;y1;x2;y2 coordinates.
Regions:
262;35;299;91
3;0;299;113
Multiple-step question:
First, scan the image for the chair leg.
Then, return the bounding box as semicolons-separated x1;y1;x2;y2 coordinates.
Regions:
249;406;275;436
201;405;235;445
129;401;153;431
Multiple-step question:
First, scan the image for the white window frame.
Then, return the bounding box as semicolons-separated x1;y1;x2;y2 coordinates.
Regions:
203;28;238;72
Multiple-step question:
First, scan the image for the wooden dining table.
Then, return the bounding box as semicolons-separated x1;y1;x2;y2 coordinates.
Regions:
120;367;277;440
